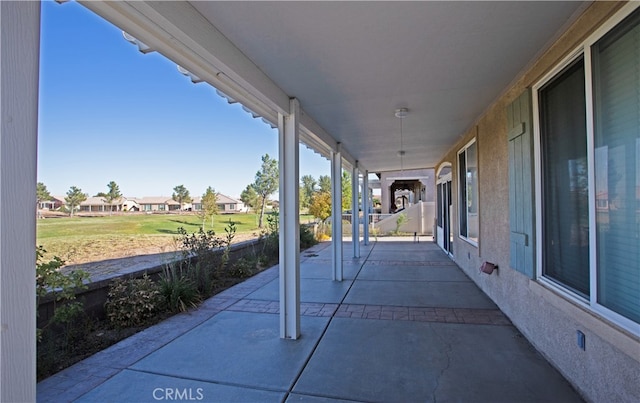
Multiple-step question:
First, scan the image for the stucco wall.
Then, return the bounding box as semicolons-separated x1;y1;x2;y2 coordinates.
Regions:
380;168;435;214
434;2;639;402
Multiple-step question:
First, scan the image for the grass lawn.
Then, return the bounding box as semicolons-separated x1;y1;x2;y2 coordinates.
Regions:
37;212;316;265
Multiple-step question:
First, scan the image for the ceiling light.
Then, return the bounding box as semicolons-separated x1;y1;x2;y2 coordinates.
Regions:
395;108;409;119
395;108;408;173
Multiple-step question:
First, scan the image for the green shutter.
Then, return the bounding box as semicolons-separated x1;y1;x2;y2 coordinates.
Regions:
507;89;535;278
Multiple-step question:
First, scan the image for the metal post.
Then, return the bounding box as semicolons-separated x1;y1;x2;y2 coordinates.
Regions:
352;164;360;258
331;146;343;281
1;2;40;400
362;171;370;245
278;98;300;339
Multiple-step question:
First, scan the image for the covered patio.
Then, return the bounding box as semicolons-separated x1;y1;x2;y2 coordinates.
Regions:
2;1;638;401
37;239;580;402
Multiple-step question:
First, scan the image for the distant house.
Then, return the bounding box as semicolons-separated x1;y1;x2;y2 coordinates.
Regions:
79;196;128;212
122;198;140;212
39;195;65;211
192;194;243;213
136;197;180;212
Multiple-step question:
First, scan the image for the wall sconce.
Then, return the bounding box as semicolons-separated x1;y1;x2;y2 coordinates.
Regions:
480;262;498;275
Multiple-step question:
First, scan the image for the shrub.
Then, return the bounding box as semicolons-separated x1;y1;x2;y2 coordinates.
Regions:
36;246;89;342
105;274;161;329
158;265;200;313
176;220;236;295
228;257;256;279
259;211;279;265
300;224;318;249
394;213;408;235
316;222;331;241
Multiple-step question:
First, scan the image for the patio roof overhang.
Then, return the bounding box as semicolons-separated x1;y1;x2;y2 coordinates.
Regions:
79;0;588;174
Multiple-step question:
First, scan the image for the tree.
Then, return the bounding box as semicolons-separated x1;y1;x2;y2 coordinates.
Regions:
65;186;87;217
318;175;331;193
37;182;51;208
300;175;316;210
200;186;219;230
94;192;107;198
240;184;259;213
309;191;332;222
172;185;192;210
341;171;352;212
252;154;279;228
104;181;122;216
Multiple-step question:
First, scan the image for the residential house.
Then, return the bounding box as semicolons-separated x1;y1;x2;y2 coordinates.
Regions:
192;194;243;213
136;197;180;212
38;195;65;211
79;196;127;212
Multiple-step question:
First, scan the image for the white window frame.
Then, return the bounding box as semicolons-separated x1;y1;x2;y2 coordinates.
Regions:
532;2;640;335
457;138;479;247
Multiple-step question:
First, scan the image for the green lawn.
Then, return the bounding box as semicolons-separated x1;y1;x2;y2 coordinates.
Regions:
37;213;260;239
36;212;316;265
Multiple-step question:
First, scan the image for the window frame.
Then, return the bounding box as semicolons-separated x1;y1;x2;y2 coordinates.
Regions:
532;2;640;334
457;137;479;247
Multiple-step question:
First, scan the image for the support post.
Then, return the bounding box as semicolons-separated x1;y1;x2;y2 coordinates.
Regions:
0;2;39;401
351;164;360;258
331;147;343;281
362;171;370;245
278;98;300;339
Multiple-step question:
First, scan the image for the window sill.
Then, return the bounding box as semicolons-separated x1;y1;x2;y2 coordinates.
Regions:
458;235;478;248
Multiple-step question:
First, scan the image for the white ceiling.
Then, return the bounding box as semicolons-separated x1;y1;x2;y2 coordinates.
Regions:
190;1;585;173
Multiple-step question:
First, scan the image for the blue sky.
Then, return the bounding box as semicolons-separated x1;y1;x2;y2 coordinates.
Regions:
37;0;330;199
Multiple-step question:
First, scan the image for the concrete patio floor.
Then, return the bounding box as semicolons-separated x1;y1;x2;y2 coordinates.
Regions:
37;239;583;402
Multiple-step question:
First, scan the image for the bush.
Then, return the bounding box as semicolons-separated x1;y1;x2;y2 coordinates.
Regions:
228;257;256;279
394;213;408;235
158;265;200;313
36;246;89;342
259;212;279;265
105;274;161;329
176;220;236;295
300;224;318;249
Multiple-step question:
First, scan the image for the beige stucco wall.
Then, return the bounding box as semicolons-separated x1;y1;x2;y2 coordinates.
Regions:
380;168;435;214
434;2;640;402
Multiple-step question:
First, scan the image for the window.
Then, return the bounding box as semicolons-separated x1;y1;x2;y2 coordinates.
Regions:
535;5;639;329
592;8;640;325
458;139;479;245
539;56;589;297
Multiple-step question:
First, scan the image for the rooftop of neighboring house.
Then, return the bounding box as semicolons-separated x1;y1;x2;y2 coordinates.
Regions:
192;194;241;204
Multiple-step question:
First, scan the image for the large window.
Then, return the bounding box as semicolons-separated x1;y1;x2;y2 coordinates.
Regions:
535;5;639;329
539;57;589;297
592;8;640;324
458;139;479;245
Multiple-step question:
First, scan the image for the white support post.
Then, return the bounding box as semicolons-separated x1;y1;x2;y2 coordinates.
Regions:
0;2;39;401
362;171;370;245
331;147;343;281
351;164;360;258
278;98;300;339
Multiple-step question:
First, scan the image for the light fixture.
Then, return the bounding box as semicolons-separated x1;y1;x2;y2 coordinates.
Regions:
395;108;409;119
395;108;408;173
